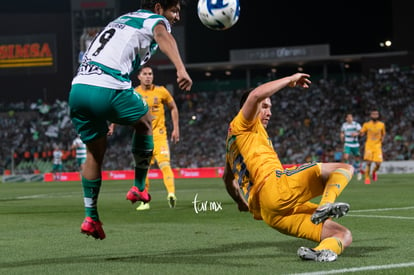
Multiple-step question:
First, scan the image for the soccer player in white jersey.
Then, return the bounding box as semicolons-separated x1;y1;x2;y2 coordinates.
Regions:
68;0;192;240
340;113;362;180
52;145;63;181
71;135;87;171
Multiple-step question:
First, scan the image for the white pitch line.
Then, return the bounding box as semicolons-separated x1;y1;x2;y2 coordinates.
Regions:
16;194;49;199
288;261;414;275
347;214;414;220
15;192;80;199
346;206;414;220
351;206;414;212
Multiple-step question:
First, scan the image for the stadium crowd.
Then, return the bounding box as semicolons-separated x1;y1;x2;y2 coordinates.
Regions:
1;68;413;174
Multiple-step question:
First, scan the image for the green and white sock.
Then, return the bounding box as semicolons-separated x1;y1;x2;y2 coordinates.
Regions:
82;177;101;221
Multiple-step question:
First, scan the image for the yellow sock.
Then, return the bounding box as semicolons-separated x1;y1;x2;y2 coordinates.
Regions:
365;163;371;179
319;168;351;206
160;163;175;194
314;237;343;255
145;177;150;191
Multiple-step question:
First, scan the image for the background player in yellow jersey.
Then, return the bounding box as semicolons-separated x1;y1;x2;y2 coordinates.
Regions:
360;109;386;184
135;66;179;209
223;73;354;262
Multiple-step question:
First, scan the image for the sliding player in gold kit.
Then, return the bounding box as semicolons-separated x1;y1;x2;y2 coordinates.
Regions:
223;73;353;262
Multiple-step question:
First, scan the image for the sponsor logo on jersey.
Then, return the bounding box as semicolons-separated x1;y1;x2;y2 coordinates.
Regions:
78;58;103;75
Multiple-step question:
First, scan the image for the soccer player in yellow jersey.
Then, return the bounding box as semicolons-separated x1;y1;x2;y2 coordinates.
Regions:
223;73;354;262
360;109;386;184
135;66;179;209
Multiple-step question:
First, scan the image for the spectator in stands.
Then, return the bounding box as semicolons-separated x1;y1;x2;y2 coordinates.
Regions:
1;68;413;173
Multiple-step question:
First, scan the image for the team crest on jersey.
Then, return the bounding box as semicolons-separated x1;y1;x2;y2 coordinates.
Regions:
160;146;168;155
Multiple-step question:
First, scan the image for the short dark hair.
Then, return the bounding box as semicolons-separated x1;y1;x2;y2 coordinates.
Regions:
138;65;152;73
141;0;185;11
239;89;254;109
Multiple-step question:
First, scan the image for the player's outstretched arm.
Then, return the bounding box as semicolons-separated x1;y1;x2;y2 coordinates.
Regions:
242;73;311;122
223;161;249;212
153;23;192;91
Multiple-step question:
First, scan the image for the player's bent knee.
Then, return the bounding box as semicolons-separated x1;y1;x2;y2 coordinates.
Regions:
341;227;352;248
132;113;152;134
336;163;354;176
322;162;354;176
322;220;352;248
344;163;354;175
334;225;352;248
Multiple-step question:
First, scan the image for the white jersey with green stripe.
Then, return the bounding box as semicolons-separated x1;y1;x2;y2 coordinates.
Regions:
72;9;170;90
341;121;361;148
72;137;87;159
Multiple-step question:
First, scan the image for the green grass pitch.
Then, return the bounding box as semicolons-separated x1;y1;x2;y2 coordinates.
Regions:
1;174;414;274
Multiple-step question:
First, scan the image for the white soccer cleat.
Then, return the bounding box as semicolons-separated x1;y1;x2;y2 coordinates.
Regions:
167;193;177;208
136;202;150;211
311;202;350;224
297;247;338;262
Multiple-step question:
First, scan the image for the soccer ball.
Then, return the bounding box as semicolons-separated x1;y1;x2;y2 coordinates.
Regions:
197;0;240;31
